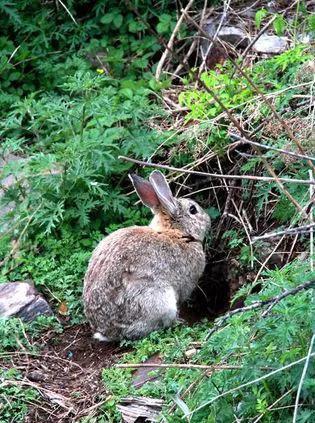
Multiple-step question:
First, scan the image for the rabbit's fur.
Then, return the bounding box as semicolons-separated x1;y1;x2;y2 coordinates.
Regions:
83;170;210;341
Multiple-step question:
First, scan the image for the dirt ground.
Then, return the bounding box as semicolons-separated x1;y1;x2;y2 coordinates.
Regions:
0;256;239;422
2;324;126;422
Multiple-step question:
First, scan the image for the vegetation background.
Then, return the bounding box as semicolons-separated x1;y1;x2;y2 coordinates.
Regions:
0;0;314;422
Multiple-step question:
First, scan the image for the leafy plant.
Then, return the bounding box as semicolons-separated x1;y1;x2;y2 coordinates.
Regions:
273;14;286;36
101;261;315;422
255;8;268;29
0;368;39;423
0;71;175;240
0;315;62;352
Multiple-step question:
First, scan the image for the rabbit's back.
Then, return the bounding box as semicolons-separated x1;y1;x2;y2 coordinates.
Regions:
83;226;205;338
84;226;205;297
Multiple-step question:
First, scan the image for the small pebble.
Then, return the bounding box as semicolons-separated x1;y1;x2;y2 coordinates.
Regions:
185;348;197;359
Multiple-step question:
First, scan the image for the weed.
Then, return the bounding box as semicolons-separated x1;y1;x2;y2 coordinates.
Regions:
102;261;315;422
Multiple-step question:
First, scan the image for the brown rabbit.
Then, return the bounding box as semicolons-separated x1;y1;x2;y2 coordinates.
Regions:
83;170;210;341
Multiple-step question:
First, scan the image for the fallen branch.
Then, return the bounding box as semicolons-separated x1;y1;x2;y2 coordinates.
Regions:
205;280;315;340
118;156;315;186
115;363;241;370
252;224;315;242
230;133;315;163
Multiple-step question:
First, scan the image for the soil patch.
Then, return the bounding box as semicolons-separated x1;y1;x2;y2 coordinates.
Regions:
2;324;126;422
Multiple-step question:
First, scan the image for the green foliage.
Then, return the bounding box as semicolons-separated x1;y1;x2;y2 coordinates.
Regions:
179;64;253;120
0;71;175;239
0;0;179;111
273;14;286;36
222;229;244;249
0;2;314;422
101;261;315;422
254;3;313;35
0;368;39;423
180;46;312;228
255;8;268;29
179;46;312;122
0;315;62;352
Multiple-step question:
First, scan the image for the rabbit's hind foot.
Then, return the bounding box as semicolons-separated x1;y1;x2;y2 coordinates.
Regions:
93;332;110;342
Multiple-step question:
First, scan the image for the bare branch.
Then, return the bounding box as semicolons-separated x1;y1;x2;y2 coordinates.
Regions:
115;363;241;370
56;0;78;25
230;133;315;163
252;224;315;242
293;334;315;423
155;0;195;80
118;156;315;186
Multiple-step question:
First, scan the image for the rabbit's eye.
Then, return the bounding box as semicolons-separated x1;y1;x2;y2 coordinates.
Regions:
189;204;198;215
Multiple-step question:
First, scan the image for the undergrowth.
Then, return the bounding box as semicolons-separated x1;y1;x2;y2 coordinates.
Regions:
102;261;314;422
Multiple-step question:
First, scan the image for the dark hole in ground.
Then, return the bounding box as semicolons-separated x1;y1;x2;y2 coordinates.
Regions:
180;252;230;324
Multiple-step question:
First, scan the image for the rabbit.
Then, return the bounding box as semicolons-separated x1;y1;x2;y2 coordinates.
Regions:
83;170;210;341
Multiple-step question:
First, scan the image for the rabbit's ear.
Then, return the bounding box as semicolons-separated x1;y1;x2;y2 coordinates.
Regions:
149;170;177;215
129;174;160;209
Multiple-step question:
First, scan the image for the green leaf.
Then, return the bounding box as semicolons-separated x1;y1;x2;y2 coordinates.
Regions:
206;207;220;220
308;14;315;31
128;20;146;33
273;15;286;36
119;88;133;99
255;8;268;28
113;14;123;29
100;13;114;24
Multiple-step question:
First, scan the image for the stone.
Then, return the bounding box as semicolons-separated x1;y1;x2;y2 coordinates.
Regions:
218;26;249;47
185;348;197;358
202;20;249;54
0;282;53;322
252;34;288;54
131;354;162;389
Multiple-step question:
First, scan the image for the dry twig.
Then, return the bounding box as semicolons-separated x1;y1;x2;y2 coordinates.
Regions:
118;156;315;186
252;224;315;242
115;363;241;370
292;334;315;423
230;133;315;163
155;0;195;80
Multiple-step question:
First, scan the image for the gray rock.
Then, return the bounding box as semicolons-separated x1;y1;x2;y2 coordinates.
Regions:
0;282;53;322
252;34;288;54
202;20;249;52
218;26;249;47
